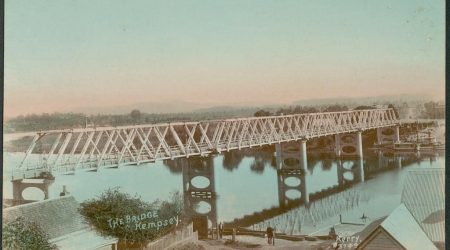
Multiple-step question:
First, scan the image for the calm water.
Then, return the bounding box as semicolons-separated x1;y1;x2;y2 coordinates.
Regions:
3;148;444;233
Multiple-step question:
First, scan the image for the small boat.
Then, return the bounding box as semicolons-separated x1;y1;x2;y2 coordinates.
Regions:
379;127;445;152
382;140;444;152
384;142;420;151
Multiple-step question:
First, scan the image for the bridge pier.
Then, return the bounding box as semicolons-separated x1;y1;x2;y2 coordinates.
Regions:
182;157;217;238
394;126;400;143
300;140;309;204
356;131;363;158
275;144;282;169
334;132;364;158
12;176;55;206
275;140;309;207
335;135;341;157
335;131;365;184
377;126;400;145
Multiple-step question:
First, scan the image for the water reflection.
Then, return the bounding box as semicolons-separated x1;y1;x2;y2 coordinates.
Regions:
163;159;183;174
221;147;275;173
171;147;443;235
222;151;243;172
3;145;443;235
239;149;442;235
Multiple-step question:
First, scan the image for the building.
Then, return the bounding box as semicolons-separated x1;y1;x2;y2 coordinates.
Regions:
356;168;444;250
401;168;445;247
355;204;437;250
429;102;445;119
3;195;118;250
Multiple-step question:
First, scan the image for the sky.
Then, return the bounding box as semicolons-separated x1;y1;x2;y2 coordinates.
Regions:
4;0;445;117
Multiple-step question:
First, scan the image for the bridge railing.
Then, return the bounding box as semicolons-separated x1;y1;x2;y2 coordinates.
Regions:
15;109;398;176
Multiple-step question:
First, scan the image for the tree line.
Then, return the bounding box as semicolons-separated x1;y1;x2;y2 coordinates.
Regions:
254;104;404;118
7;101;443;133
255;104;356;117
4;108;258;133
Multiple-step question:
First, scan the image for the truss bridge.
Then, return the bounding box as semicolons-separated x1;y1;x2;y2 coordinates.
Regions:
14;108;399;180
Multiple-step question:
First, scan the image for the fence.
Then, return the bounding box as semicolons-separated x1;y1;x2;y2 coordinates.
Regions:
144;223;197;250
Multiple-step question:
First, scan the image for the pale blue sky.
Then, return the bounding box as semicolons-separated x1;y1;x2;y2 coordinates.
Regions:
4;0;445;117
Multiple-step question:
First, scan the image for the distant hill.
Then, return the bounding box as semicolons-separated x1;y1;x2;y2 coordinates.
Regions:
74;102;282;116
73;101;210;115
192;105;279;113
292;94;431;107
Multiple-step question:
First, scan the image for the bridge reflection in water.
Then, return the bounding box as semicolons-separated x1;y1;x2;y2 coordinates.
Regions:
176;147;441;235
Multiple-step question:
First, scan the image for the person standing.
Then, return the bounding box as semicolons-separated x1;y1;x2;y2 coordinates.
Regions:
218;222;224;239
329;226;337;240
272;227;276;246
266;227;274;245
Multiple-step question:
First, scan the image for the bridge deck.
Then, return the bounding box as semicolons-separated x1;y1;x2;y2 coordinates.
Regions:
12;109;404;179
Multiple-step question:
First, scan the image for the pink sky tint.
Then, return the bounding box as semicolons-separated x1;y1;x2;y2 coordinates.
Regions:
4;0;445;118
4;61;444;118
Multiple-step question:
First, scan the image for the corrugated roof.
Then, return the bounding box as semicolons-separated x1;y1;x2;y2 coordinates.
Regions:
401;168;445;242
52;229;118;250
3;196;118;249
3;196;87;239
379;204;437;250
354;216;386;242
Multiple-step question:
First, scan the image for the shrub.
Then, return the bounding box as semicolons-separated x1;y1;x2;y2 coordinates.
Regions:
2;216;58;250
79;188;184;248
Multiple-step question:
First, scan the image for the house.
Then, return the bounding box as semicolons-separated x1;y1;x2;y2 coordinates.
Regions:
356;168;444;250
3;195;118;250
355;204;437;250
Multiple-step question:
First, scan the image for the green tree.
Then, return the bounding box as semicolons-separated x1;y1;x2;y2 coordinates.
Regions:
323;105;348;112
354;105;376;110
253;110;272;117
130;110;142;124
2;217;58;250
423;101;443;119
275;105;319;115
79;188;184;249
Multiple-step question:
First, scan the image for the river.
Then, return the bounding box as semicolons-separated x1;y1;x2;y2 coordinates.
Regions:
2;148;444;235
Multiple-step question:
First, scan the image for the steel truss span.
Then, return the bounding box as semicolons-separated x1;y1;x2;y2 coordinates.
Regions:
15;109;398;179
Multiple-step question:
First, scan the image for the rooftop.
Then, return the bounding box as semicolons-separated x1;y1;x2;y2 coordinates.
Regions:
3;195;118;250
3;196;86;239
357;204;437;250
401;168;445;242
